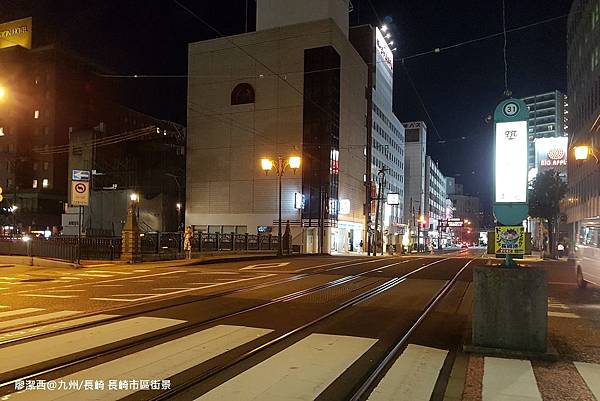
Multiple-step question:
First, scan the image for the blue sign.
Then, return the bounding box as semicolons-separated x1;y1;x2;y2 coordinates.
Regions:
72;169;90;182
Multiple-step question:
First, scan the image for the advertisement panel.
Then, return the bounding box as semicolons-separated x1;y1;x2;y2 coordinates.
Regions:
535;137;568;174
494;226;525;255
495;120;528;203
0;17;32;49
375;28;393;71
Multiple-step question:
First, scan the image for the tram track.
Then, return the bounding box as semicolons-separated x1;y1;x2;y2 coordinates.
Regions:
0;256;448;390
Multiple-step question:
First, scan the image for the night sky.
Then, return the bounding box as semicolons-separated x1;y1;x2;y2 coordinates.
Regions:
1;0;574;208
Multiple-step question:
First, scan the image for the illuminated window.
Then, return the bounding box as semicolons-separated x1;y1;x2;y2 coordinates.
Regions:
32;179;38;189
34;110;40;119
42;179;49;188
0;127;4;136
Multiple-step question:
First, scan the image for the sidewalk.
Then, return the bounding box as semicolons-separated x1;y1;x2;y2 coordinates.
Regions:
455;260;600;401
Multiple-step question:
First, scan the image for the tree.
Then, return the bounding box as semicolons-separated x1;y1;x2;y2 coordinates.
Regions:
528;170;568;258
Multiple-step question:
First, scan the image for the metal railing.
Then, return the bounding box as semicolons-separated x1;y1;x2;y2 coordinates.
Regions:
0;231;291;262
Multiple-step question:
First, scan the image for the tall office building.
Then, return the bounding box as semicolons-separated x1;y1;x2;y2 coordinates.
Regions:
566;0;600;234
350;24;405;253
522;91;568;180
186;0;368;253
402;121;426;247
425;156;446;230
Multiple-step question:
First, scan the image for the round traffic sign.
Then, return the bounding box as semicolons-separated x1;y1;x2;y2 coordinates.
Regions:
503;101;520;117
75;183;87;193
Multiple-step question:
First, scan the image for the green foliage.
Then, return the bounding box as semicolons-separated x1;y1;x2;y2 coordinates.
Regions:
528;170;567;223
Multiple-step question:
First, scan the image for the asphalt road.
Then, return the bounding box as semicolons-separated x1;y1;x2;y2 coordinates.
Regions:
0;250;593;401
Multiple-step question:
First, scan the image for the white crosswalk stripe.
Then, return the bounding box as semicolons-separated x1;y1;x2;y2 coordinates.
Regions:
0;308;44;319
482;357;542;401
0;310;81;331
0;314;117;342
368;344;448;401
9;325;273;400
197;333;378;400
574;362;600;399
0;316;185;374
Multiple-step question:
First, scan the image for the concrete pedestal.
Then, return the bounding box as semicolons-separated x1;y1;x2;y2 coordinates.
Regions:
121;206;141;263
472;266;548;354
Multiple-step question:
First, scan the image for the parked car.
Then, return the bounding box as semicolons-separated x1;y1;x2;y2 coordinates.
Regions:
575;220;600;289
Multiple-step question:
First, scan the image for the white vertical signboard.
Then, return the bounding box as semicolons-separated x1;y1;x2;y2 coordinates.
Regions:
495;121;528;203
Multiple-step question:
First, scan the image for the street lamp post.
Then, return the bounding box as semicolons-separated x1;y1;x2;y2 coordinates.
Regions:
261;155;301;257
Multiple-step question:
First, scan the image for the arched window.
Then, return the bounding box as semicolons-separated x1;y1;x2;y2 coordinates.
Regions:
231;83;255;105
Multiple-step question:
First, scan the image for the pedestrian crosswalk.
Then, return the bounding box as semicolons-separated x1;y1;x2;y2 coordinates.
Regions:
0;317;598;401
368;344;448;401
197;333;378;400
9;325;273;400
0;316;185;374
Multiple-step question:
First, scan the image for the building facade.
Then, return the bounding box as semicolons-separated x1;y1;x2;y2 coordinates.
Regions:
522;91;569;180
402;121;427;248
0;18;184;236
566;0;600;237
349;24;405;253
186;0;368;254
425;156;447;245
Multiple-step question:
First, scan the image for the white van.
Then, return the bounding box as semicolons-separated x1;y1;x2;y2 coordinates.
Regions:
575;220;600;288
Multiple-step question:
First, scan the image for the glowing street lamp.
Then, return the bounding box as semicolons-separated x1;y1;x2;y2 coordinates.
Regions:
130;193;139;202
0;86;5;101
260;155;302;256
574;145;590;161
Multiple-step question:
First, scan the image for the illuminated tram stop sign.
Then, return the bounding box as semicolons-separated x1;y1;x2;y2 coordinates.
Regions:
493;98;529;265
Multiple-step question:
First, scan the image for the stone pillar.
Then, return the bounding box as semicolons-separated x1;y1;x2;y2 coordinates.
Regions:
121;204;141;263
472;266;548;354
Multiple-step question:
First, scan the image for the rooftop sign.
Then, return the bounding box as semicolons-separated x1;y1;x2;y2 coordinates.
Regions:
0;17;32;50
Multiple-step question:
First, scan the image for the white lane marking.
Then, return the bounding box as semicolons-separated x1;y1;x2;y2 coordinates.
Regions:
0;305;8;309
9;325;273;401
197;333;378;400
110;293;158;297
548;311;579;319
152;287;192;291
0;316;185;374
133;269;150;272
76;273;113;278
240;262;291;271
92;284;124;288
0;308;44;319
482;357;542;401
574;362;600;399
59;277;81;281
46;289;86;293
189;271;239;275
22;294;78;299
0;310;81;331
0;314;118;341
368;344;448;401
0;288;8;290
91;274;275;302
85;270;132;275
130;280;154;283
0;277;19;281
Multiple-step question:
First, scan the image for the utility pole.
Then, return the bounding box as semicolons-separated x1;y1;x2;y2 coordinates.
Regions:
373;166;388;256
